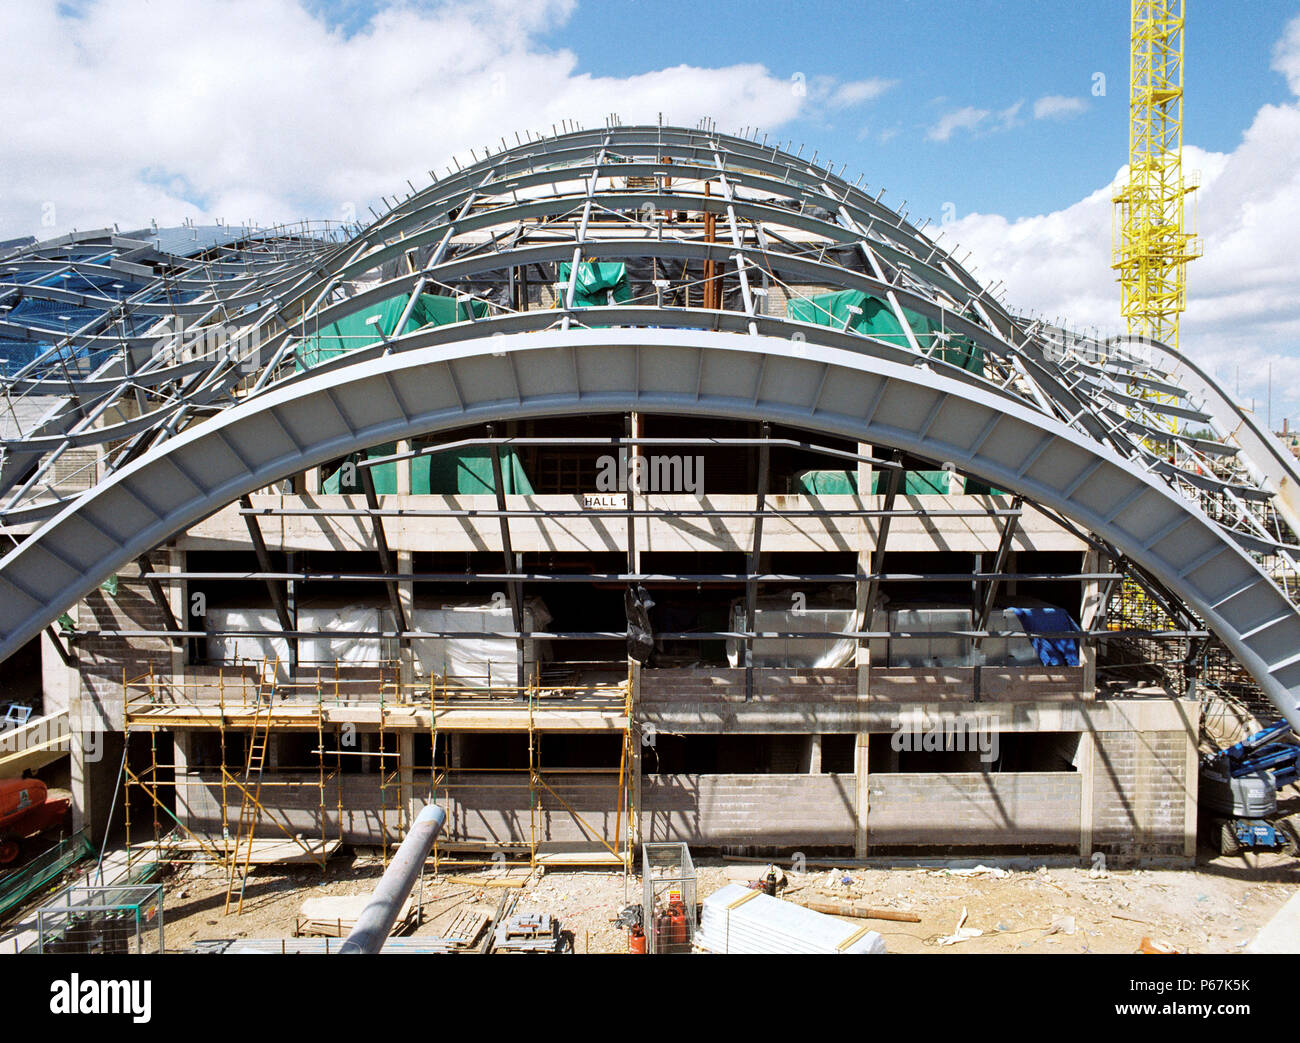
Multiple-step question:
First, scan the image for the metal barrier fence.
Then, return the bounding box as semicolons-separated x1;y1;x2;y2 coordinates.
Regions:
0;829;92;920
37;884;163;954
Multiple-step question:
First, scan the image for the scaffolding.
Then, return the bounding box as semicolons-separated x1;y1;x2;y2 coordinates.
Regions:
119;653;635;903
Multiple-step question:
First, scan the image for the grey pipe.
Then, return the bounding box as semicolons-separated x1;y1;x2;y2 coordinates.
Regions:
338;803;446;954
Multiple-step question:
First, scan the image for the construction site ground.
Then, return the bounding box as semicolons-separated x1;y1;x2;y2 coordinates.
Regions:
153;847;1299;954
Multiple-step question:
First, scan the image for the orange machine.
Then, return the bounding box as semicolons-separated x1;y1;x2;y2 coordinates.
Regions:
0;778;69;863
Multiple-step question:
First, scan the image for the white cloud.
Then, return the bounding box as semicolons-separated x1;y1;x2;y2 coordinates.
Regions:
0;0;834;238
928;105;990;142
928;99;1023;141
942;14;1300;426
1033;94;1088;120
828;78;897;108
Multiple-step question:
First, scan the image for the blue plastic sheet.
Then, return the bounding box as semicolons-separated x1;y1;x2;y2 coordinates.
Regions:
1009;605;1080;666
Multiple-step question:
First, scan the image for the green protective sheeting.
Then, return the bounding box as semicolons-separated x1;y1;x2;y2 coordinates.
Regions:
869;469;954;495
324;444;536;495
323;443;399;494
425;446;534;494
558;261;631;307
787;289;984;375
793;469;964;495
296;292;488;370
965;478;1011;496
792;470;859;494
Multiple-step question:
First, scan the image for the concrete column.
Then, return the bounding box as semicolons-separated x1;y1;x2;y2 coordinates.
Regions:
398;731;416;828
168;546;185;679
173;731;194;830
397;550;415;691
1183;726;1199;859
39;630;77;717
1079;548;1102;695
808;734;822;774
854;732;869;858
1076;728;1096;857
856;442;874;699
396;439;411;495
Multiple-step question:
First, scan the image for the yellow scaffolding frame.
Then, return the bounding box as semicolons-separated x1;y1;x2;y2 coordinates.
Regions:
120;655;635;897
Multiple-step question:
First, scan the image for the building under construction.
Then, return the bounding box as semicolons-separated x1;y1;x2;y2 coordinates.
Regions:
2;123;1299;887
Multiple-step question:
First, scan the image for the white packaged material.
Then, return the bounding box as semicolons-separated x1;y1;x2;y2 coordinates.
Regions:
410;598;552;687
205;607;291;678
696;883;886;954
297;603;398;666
726;595;857;668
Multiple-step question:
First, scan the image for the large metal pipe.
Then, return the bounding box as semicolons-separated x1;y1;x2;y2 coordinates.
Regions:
337;803;446;954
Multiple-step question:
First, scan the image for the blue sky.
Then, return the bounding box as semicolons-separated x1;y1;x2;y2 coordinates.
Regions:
541;0;1299;221
5;0;1300;421
303;0;1300;226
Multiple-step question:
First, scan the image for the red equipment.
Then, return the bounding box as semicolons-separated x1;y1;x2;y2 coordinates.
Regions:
0;778;69;864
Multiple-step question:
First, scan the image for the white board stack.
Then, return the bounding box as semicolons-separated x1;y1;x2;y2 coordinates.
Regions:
697;884;887;954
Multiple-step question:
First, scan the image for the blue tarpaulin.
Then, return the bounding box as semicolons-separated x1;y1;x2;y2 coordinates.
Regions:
1010;605;1080;666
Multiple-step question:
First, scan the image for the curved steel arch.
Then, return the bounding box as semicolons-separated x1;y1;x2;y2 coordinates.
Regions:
3;328;1300;729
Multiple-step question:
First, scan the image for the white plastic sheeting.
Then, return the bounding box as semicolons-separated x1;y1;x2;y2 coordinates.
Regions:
726;594;857;668
872;603;1048;667
410;598;552;687
204;607;291;679
203;599;552;685
697;883;886;954
297;603;399;667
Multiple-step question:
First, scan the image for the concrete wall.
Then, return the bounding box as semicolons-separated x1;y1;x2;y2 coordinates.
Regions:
867;772;1082;847
178;771;401;845
440;770;624;847
178;769;625;848
180;493;1086;555
641;773;857;848
76;555;175;733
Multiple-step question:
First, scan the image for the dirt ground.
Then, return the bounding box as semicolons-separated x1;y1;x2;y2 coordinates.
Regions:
157;847;1300;954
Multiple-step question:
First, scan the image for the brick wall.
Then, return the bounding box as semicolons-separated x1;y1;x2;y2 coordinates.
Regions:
178;771;400;845
441;771;623;846
640;668;859;703
77;554;175;732
178;769;625;847
1090;729;1191;858
641;773;857;848
867;772;1081;847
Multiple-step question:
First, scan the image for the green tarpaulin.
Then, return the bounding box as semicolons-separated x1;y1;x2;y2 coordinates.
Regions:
792;470;859;494
425;446;533;494
793;469;970;495
323;443;399;494
324;444;535;495
558;261;630;307
871;470;953;495
296;292;488;370
786;289;984;375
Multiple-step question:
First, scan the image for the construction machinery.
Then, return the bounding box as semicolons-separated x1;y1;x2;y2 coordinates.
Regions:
0;778;70;864
1200;719;1300;855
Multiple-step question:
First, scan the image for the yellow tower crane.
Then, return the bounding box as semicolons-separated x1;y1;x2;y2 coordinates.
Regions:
1112;0;1201;350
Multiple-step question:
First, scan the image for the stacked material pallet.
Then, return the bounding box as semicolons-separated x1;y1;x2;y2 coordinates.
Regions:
296;895;416;938
697;884;886;954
